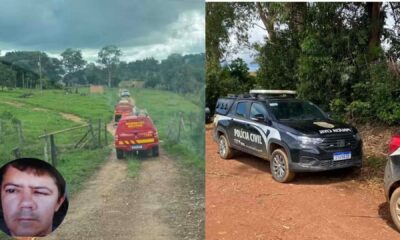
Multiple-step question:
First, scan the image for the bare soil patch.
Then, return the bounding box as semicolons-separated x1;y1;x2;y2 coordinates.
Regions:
32;107;49;112
206;127;399;240
0;101;24;107
59;113;84;124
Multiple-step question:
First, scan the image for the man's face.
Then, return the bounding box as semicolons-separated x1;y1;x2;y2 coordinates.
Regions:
1;166;64;237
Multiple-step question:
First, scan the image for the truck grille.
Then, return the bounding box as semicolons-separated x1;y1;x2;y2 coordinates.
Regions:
319;134;357;152
319;158;361;168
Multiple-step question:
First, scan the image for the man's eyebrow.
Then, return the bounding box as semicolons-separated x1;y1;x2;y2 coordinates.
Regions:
31;186;53;193
2;183;53;193
2;183;22;189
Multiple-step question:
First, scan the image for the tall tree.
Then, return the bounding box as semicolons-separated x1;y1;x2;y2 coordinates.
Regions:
0;62;16;90
3;51;63;88
206;2;255;72
97;45;122;87
366;2;385;61
61;48;86;86
206;2;255;109
61;48;86;85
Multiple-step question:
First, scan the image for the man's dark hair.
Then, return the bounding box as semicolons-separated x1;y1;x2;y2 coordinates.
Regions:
0;158;69;235
0;158;65;200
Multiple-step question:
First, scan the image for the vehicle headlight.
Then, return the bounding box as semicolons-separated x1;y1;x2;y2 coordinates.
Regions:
287;132;323;145
354;132;361;141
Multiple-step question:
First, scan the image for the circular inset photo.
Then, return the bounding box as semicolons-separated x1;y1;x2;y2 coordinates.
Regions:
0;158;68;237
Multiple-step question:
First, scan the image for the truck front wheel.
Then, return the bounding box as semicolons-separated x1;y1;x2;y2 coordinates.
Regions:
390;187;400;231
270;149;295;183
218;134;234;159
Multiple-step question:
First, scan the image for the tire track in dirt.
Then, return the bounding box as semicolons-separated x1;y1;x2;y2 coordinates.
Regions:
0;100;84;124
206;127;399;240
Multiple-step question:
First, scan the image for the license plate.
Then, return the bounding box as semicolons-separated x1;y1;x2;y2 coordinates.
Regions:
333;152;351;161
132;145;143;150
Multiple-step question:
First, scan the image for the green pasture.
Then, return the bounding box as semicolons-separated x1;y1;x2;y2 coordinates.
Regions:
0;88;116;194
0;88;117;122
130;88;204;170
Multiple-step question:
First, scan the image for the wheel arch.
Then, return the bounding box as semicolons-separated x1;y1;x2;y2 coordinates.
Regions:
268;139;292;162
215;127;231;144
389;181;400;199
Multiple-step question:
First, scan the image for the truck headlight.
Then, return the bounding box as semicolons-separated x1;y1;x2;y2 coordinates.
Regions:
287;132;323;145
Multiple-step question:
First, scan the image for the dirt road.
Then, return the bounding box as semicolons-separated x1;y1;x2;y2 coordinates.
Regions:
46;123;204;239
205;127;399;240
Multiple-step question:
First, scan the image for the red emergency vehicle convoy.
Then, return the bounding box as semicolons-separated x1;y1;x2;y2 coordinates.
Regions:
115;115;159;159
114;103;133;122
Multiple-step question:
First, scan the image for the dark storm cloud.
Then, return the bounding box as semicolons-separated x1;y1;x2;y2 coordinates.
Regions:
0;0;204;51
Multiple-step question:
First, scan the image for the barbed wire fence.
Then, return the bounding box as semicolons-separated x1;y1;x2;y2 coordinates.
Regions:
0;116;108;167
166;111;205;157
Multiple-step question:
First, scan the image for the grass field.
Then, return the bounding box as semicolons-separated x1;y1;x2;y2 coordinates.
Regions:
130;88;204;170
0;88;116;121
0;87;204;181
0;87;203;239
0;88;118;194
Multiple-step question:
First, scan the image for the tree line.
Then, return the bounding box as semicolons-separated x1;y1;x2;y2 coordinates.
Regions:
0;46;204;94
206;2;400;124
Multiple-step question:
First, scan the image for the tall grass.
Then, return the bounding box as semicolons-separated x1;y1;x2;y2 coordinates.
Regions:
130;88;204;170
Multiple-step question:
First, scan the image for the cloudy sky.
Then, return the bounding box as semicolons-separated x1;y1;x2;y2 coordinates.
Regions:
0;0;204;62
226;20;266;72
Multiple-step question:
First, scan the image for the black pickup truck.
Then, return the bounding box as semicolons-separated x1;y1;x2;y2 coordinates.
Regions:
213;90;363;182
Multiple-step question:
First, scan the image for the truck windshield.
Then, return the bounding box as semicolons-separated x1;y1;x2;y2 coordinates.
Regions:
268;100;327;121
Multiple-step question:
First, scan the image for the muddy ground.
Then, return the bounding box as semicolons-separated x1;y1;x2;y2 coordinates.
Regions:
206;125;399;240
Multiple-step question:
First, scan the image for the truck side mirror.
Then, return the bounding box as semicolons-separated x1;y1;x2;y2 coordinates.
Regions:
264;118;272;126
250;114;265;122
326;112;332;118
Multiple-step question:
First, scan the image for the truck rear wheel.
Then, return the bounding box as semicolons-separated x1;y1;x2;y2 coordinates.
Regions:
116;149;124;159
218;134;234;159
270;149;295;183
152;146;159;157
390;187;400;231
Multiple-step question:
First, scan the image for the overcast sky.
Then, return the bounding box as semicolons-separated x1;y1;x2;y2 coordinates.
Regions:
0;0;204;62
225;20;265;72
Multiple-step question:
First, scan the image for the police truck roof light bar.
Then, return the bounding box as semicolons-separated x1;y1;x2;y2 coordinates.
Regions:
249;89;297;99
249;89;297;95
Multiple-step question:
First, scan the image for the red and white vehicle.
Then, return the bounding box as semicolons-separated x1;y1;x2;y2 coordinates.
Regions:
114;115;159;159
114;103;133;123
384;133;400;231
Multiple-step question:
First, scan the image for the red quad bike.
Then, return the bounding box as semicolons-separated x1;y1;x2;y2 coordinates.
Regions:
114;115;159;159
384;133;400;231
114;103;133;123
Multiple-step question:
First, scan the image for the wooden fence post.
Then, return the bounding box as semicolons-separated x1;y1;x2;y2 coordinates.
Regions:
12;147;21;159
98;119;102;147
50;134;57;166
177;112;183;143
43;138;49;162
188;114;192;130
15;121;24;147
88;120;97;148
0;120;3;144
104;123;108;145
43;130;49;162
